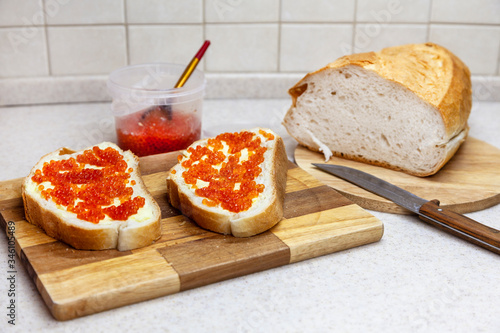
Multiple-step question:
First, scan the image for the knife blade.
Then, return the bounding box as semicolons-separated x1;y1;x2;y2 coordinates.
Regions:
312;163;500;255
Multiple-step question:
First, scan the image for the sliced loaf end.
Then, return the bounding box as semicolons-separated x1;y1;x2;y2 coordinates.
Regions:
284;43;471;177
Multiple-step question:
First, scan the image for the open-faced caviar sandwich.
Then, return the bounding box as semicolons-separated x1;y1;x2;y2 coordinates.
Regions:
22;142;161;251
166;128;288;237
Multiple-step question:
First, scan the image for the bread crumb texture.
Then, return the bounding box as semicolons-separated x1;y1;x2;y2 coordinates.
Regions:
284;43;471;177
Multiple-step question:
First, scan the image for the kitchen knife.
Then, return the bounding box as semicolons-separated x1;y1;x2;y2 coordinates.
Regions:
312;163;500;255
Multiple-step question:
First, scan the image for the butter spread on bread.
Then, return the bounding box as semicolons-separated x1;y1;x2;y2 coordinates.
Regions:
283;43;472;177
166;128;288;237
22;142;161;251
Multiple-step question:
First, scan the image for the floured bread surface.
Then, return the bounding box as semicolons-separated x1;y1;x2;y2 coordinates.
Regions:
284;43;471;177
22;142;161;251
167;128;288;237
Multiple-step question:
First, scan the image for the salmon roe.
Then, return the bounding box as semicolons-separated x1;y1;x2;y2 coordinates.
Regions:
180;130;273;213
259;129;274;141
31;146;145;223
116;106;201;157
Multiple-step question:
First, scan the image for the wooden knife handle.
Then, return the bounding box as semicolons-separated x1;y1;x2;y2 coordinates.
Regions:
419;200;500;254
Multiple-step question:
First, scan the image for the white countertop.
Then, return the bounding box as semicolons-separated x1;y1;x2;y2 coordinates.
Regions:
0;99;499;332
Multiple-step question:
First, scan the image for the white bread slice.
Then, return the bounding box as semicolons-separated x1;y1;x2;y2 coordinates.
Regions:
166;128;288;237
283;43;472;177
22;142;162;251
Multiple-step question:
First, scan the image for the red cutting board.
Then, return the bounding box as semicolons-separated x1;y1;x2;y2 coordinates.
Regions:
0;151;383;321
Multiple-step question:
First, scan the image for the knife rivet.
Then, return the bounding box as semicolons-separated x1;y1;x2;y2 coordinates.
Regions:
437;208;443;212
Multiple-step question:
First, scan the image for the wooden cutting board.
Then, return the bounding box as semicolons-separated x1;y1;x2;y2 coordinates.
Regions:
0;151;383;321
295;137;500;214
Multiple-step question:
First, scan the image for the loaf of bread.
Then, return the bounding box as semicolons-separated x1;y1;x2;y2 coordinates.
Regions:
22;142;161;251
283;43;472;177
166;128;288;237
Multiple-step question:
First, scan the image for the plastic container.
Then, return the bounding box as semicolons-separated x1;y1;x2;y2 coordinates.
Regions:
107;63;205;156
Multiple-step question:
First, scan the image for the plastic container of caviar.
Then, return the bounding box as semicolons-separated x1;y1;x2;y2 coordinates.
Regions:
107;63;205;157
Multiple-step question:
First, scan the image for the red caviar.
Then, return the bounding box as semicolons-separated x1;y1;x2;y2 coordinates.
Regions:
31;146;145;223
259;129;275;141
180;131;269;213
116;106;201;157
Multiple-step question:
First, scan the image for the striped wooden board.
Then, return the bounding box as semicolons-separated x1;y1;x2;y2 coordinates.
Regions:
0;151;383;321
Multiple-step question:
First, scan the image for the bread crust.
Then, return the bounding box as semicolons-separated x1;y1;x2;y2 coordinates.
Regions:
166;129;288;237
167;176;232;234
22;143;162;251
293;128;468;177
289;43;471;140
285;43;472;177
22;188;119;249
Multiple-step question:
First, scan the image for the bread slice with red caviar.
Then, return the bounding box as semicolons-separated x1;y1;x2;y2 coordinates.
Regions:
22;142;161;251
166;128;288;237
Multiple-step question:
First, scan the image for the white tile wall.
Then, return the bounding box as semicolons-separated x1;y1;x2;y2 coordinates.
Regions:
44;0;124;25
128;25;204;65
126;0;203;24
356;0;431;23
0;27;48;78
429;25;500;75
48;26;127;75
205;24;279;72
280;24;353;71
0;0;498;79
354;24;427;53
0;0;44;27
431;0;500;25
281;0;355;22
205;0;279;23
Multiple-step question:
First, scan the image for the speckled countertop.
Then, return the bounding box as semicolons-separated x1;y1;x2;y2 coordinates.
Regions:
0;99;499;332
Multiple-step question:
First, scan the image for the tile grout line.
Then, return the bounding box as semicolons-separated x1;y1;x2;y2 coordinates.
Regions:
42;0;52;76
202;0;207;70
123;0;130;65
0;75;499;106
1;22;498;29
497;38;500;75
277;0;282;72
426;0;433;41
1;72;498;79
352;0;358;53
